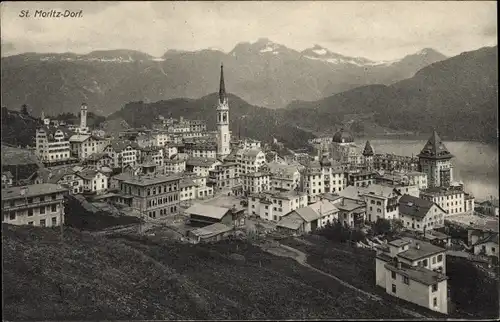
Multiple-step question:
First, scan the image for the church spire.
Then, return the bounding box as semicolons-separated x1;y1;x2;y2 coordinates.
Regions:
219;64;226;103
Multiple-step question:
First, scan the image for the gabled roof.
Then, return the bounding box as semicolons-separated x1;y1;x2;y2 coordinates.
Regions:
293;207;321;223
106;140;139;152
277;212;304;230
85;152;112;162
190;223;232;238
308;200;339;216
473;233;499;247
185;203;230;220
69;134;91;143
2;183;68;200
398;194;444;219
417;131;453;160
76;169;101;180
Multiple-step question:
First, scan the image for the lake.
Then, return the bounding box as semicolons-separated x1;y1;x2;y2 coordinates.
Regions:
356;138;499;201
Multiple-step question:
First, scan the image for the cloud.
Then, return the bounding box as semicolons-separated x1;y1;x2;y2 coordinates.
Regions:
0;1;497;60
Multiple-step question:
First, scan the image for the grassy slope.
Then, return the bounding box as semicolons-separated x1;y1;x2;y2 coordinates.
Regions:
280;235;499;319
4;224;422;320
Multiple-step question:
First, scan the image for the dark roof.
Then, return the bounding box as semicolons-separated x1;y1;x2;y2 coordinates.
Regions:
332;128;354;143
186;158;218;167
397;239;446;261
2;183;68;200
473;233;499;246
76;169;101;180
85;152;111;162
384;262;447;286
398;194;436;219
363;140;374;156
219;64;226;102
417;131;453;160
107;140;139;152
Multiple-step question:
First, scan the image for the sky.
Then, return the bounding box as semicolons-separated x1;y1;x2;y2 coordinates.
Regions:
0;1;497;61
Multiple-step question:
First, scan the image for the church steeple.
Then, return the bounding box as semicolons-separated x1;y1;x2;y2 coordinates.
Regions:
219;64;226;103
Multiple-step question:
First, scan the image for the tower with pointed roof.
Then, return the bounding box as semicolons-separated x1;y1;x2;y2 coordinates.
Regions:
216;64;231;160
362;140;374;170
417;131;454;188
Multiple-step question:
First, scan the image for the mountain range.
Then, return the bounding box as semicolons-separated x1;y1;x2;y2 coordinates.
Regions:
281;45;498;143
1;38;447;116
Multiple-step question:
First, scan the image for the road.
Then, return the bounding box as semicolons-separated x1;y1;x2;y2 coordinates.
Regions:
260;241;427;319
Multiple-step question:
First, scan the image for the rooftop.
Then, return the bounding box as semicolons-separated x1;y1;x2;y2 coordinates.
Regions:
385;262;447;286
336;199;366;212
277;212;304;230
186;158;219;167
417;131;453;160
293;207;321;223
241;172;269;178
395;238;446;261
398;195;437;219
185;203;231;220
116;173;181;186
189;223;233;238
2;183;68;200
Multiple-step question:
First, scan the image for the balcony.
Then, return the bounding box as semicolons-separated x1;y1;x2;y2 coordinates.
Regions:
3;198;64;211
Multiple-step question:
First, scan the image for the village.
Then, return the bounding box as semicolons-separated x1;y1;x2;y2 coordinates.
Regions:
1;65;498;316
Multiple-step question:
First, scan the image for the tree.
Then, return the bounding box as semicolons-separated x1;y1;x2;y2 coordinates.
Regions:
21;104;29;116
372;218;392;236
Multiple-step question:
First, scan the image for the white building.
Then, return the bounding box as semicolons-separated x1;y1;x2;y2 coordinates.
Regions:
264;162;302;192
76;168;108;194
216;64;231;160
241;172;270;194
398;195;446;232
420;185;474;216
472;233;499;259
375;238;448;314
165;158;186;174
234;148;266;175
337;184;400;223
248;190;308;221
35;126;72;163
2;183;68;227
187;142;218;159
300;157;346;204
103;141;140;169
186;158;221;177
69;134;110;160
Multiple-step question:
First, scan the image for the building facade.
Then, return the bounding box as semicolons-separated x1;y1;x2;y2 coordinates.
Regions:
418;131;454;188
2;183;68;227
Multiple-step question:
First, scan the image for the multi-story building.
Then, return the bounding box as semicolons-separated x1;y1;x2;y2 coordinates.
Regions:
114;173;181;219
375;238;448;314
264;162;302;192
345;170;376;188
420;185;475;216
248;190;308;221
362;140;375;170
35;126;72;163
418;131;454;188
234;148;266;175
139;146;164;167
151;131;170;147
103;141;140;169
375;171;428;191
337;184;400;223
300;157;346;204
164;144;179;159
208;162;240;191
373;154;420;173
230;138;261;151
185;158;221;177
185;142;217;159
2;183;68;227
329;197;366;227
329;128;363;168
69;134;110;160
76;168;108;194
241;172;270;194
164;158;186;174
399;195;446;232
83;153;113;168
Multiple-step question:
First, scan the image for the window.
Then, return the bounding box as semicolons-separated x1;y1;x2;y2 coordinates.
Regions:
9;212;16;220
493;247;496;253
433;297;438;307
40;206;45;214
437;254;443;262
52;194;57;200
432;284;438;292
391;271;396;279
391;284;396;293
28;209;33;216
52;217;57;226
51;204;57;212
28;221;34;226
40;196;45;202
403;276;409;285
432;257;436;264
40;219;46;227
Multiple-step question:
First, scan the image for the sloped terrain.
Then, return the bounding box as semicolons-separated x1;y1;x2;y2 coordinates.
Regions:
4;224;428;320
